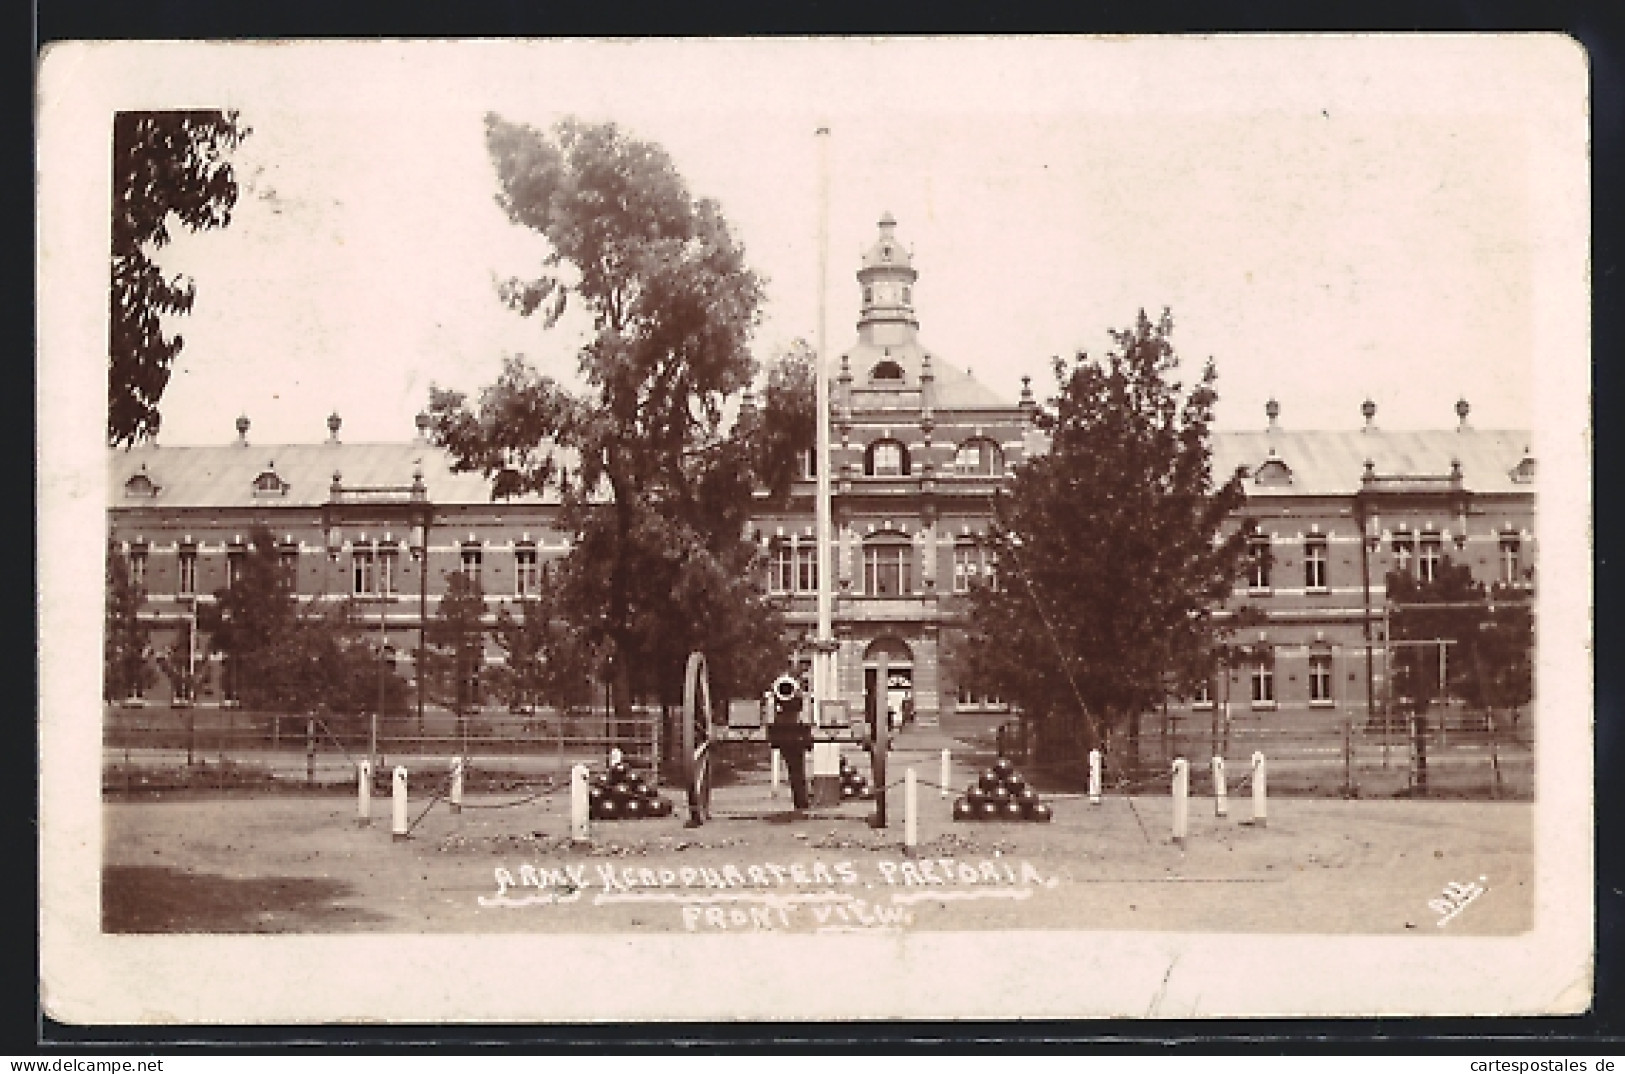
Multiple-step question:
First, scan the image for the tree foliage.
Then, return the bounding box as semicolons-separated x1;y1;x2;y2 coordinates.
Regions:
1386;558;1533;728
430;114;790;719
197;524;405;714
109;110;249;447
104;544;155;702
960;309;1258;764
424;570;489;726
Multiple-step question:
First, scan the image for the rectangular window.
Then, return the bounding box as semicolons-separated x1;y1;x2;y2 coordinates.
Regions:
1499;537;1521;585
953;543;997;593
461;544;483;584
352;547;375;595
177;547;197;596
128;546;147;588
226;547;245;590
1304;538;1328;590
279;544;299;584
1250;662;1275;706
1419;536;1442;584
1248;535;1271;589
515;546;540;597
1309;653;1333;704
863;543;912;596
795;543;818;592
1193;681;1213;709
378;546;398;596
769;542;793;594
871;442;903;477
1391;534;1415;575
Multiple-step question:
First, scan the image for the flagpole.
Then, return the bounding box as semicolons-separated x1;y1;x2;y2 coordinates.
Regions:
810;124;842;806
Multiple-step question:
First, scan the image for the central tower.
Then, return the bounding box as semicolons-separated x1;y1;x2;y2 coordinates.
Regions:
855;211;919;345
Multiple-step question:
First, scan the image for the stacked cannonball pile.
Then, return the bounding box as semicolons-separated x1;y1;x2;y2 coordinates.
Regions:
589;760;674;821
952;757;1052;822
839;755;871;800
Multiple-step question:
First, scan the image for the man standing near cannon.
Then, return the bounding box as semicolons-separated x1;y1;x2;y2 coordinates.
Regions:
766;671;814;812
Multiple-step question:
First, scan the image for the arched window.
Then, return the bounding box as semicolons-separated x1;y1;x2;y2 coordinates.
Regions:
954;437;1003;476
865;438;910;477
870;360;904;382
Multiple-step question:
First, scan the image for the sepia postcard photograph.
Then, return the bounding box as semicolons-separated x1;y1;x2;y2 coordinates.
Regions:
37;35;1592;1023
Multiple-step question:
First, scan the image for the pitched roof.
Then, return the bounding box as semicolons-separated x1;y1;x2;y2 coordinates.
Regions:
842;337;1010;410
1211;428;1533;497
108;440;562;510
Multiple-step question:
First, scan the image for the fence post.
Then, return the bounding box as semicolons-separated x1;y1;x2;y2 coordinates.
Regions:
904;768;918;851
769;749;782;799
306;718;315;787
1251;751;1268;826
1343;715;1354;798
1490;708;1502;799
391;766;409;841
357;759;372;825
940;748;951;799
1171;758;1189;846
570;763;591;842
1088;749;1102;805
449;755;464;815
1212;755;1228;817
369;712;379;774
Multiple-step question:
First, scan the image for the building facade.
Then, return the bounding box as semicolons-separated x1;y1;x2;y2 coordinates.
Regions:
106;214;1536;733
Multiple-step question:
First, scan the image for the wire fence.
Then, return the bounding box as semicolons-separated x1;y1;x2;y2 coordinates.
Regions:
102;702;663;796
982;705;1533;800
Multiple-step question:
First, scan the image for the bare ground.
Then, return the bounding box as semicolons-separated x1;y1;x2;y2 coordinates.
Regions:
102;772;1532;936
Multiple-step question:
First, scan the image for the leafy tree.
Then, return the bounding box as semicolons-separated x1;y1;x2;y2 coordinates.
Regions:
156;617;211;705
198;524;404;714
1386;558;1533;733
430;114;783;725
489;572;597;719
109;110;249;446
960;309;1258;770
104;544;155;702
424;570;489;732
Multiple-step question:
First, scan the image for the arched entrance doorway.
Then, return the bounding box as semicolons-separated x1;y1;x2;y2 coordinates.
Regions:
863;635;913;732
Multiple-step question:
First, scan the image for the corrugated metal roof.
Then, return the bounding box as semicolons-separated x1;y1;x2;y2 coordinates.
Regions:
1212;428;1533;497
108;440;561;510
110;426;1533;509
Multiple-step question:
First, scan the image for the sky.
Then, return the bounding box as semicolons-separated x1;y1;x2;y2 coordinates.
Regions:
121;37;1555;447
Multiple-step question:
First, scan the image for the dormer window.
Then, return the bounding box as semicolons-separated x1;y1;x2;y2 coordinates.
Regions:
871;360;904;382
123;469;159;498
252;465;290;498
1253;456;1294;486
865;438;910;477
1510;452;1535;484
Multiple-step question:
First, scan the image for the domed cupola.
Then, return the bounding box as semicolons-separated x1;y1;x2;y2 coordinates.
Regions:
857;211;919;334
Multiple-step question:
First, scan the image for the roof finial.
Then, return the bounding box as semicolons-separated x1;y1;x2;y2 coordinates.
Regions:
1455;397;1470;430
1360;398;1376;431
327;411;342;442
235;414;250;445
415;410;431;441
1265;398;1280;430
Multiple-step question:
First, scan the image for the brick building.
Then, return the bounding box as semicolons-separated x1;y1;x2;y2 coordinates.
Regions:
106;214;1535;735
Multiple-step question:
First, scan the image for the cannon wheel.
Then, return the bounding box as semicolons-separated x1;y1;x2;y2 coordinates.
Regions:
681;651;714;826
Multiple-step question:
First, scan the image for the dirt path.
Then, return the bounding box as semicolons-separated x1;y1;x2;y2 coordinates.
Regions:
103;784;1532;936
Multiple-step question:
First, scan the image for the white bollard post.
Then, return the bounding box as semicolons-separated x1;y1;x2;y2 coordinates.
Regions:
1088;749;1102;805
1171;758;1189;845
905;768;919;851
357;759;373;826
449;755;464;815
770;748;782;799
1212;755;1228;818
1252;751;1268;827
570;763;591;842
391;766;409;841
940;748;951;799
608;747;623;769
